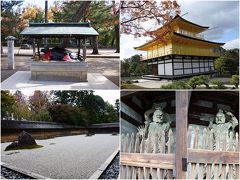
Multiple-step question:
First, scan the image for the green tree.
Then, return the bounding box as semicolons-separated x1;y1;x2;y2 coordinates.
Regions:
1;1;23;46
48;104;85;126
121;54;150;77
1;91;16;118
214;49;239;76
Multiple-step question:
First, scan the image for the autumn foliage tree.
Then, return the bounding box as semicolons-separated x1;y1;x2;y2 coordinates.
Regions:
120;0;180;40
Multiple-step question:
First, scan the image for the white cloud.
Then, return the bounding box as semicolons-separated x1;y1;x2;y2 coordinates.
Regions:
120;34;149;59
120;1;239;59
94;90;120;105
223;38;239;50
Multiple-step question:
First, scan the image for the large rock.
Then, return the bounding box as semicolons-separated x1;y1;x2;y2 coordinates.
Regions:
5;141;18;151
18;131;36;146
5;131;37;151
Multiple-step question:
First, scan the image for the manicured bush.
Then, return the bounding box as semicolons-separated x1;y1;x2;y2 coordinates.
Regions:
187;75;209;89
211;80;226;89
161;81;190;89
230;75;239;88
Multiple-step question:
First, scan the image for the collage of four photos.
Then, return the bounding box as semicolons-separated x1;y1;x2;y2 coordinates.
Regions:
1;0;239;179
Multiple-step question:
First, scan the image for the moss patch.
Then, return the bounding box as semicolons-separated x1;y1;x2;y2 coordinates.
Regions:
5;144;43;151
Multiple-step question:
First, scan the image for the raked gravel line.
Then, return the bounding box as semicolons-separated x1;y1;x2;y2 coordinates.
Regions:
1;134;119;179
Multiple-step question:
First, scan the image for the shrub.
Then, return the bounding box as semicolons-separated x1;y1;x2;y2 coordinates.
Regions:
230;75;239;88
161;81;190;89
187;75;209;89
211;80;226;89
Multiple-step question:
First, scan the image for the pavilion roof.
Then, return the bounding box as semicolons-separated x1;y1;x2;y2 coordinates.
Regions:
20;22;99;38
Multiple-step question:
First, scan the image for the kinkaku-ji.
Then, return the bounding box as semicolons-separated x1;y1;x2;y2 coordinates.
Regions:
135;15;224;80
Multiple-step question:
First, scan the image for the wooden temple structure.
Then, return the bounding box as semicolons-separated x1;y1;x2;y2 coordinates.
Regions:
135;15;225;80
20;22;99;82
120;91;239;179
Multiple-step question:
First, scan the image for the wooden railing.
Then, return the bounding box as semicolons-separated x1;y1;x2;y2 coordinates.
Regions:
187;126;239;179
120;129;175;179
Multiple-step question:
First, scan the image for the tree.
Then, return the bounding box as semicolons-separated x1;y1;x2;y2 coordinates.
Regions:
52;1;119;52
12;90;32;120
121;54;150;77
1;1;23;47
52;90;107;125
214;49;239;76
120;0;180;39
1;91;16;118
29;91;51;121
48;104;85;126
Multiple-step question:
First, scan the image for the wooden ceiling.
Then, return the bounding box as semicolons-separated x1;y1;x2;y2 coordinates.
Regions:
121;91;239;131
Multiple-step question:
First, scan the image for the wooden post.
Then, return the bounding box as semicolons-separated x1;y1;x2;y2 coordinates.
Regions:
37;39;40;58
77;38;81;59
175;91;190;179
83;38;86;61
32;38;36;57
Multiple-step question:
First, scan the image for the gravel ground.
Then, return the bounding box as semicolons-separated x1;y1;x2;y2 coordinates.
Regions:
100;153;119;179
1;134;119;179
1;166;33;179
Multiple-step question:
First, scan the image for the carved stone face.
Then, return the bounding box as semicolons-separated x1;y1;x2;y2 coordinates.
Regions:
153;108;164;123
216;109;226;124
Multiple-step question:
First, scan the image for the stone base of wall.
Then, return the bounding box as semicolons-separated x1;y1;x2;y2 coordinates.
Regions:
30;61;88;82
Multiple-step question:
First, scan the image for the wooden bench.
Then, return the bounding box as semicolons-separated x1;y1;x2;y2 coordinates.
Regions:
30;61;88;82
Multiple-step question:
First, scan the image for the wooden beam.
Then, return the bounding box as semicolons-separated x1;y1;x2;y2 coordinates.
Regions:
188;149;239;164
175;91;190;179
123;98;144;117
121;111;142;127
189;104;217;115
121;153;175;169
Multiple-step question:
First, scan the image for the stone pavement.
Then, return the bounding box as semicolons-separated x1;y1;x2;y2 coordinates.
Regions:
1;134;119;179
1;71;118;90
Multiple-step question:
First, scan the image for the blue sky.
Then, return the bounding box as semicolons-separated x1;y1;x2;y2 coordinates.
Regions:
121;0;239;59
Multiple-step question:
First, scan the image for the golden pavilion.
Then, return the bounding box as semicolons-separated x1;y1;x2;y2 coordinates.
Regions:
135;15;225;79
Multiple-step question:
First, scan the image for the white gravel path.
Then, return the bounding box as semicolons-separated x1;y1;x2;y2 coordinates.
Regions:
1;134;119;179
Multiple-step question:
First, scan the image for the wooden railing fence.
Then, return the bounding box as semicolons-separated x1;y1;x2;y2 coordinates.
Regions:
187;126;239;179
120;129;175;179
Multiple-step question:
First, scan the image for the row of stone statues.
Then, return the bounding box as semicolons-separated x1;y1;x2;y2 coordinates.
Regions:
137;103;238;151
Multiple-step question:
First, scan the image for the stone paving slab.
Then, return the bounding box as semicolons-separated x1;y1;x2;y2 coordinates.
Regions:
1;134;119;179
1;71;118;90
